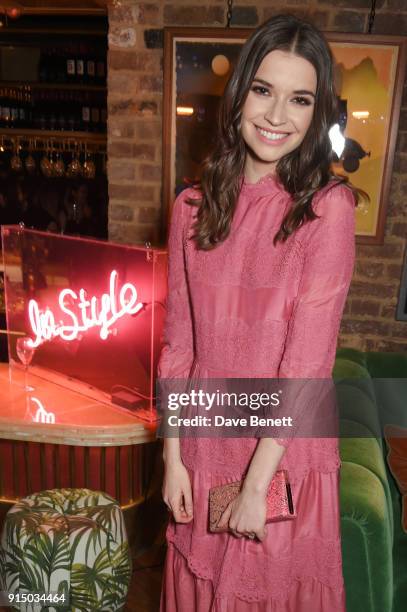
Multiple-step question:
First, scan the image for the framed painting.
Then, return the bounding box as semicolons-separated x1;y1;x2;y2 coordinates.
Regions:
162;27;406;244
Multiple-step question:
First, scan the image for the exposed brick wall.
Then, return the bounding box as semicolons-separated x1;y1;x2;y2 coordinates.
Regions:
107;0;407;353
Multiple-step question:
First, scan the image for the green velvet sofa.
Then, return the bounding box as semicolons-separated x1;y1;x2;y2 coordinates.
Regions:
334;348;407;612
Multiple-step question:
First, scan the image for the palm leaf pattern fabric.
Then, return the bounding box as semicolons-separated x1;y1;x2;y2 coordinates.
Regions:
0;488;132;611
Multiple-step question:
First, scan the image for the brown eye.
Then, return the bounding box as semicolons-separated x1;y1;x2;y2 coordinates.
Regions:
252;85;269;96
292;96;312;106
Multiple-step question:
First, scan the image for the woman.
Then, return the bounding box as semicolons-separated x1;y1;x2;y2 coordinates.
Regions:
158;14;360;611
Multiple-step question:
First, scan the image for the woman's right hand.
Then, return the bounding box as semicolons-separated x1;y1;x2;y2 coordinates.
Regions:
162;460;194;523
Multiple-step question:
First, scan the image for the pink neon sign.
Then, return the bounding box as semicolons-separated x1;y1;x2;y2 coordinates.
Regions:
28;270;143;347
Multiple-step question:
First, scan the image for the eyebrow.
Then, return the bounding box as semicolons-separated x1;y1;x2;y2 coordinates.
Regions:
252;77;316;98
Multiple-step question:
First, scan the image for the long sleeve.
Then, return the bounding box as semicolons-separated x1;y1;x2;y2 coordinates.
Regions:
157;189;196;380
270;184;356;448
278;183;356;379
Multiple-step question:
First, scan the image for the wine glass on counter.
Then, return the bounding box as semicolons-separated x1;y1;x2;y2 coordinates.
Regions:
16;336;36;392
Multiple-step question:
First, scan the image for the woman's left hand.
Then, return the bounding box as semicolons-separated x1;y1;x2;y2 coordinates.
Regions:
216;489;267;541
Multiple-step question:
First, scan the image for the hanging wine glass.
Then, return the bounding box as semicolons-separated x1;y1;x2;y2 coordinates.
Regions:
78;141;85;175
10;138;23;172
49;140;57;176
84;154;96;179
66;151;74;178
80;143;87;177
40;140;52;177
25;139;36;174
82;144;96;179
53;142;65;177
67;142;81;177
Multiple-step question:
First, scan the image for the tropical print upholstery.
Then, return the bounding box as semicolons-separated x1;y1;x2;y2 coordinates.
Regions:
0;488;132;611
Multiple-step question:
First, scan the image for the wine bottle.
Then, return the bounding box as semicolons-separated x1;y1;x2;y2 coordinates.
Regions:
56;46;66;83
45;90;52;130
20;86;26;127
90;93;100;132
38;90;46;131
4;89;12;127
18;87;26;128
41;90;48;130
38;48;47;83
7;89;13;128
75;91;81;131
96;56;106;85
66;45;76;83
0;88;5;128
76;44;85;84
101;104;107;133
48;90;56;131
10;89;19;127
81;91;90;132
57;90;66;131
31;89;39;129
48;47;57;83
86;46;96;85
67;91;77;131
26;86;33;127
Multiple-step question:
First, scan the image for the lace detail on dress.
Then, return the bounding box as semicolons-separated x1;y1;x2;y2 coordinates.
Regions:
180;437;258;477
237;536;343;602
242;171;278;185
186;224;305;290
167;529;344;603
193;316;287;374
179;437;341;481
240;172;285;196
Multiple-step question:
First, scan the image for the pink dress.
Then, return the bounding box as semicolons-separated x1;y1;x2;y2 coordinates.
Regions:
158;174;356;611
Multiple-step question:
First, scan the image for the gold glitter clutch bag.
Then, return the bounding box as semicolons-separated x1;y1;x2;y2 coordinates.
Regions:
208;469;296;533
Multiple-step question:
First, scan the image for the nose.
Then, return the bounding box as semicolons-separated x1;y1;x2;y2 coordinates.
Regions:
264;98;288;126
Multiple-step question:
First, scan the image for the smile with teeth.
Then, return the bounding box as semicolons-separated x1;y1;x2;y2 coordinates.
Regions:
256;126;290;141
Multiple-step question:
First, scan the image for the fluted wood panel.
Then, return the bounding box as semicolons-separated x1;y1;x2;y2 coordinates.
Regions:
0;438;158;506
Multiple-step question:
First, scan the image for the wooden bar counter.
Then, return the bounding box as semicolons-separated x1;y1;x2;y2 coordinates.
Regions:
0;363;164;553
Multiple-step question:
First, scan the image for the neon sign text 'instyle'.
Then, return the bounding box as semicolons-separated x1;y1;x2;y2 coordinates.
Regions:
28;270;143;347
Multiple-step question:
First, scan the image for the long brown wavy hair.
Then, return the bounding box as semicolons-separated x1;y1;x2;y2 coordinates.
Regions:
185;14;367;250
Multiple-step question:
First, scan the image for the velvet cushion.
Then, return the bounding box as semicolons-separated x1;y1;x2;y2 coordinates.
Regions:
340;462;393;612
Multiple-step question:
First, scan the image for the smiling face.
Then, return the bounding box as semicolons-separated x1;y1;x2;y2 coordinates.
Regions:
241;49;317;183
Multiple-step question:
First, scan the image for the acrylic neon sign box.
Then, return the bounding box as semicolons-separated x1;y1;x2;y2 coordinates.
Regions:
1;225;168;422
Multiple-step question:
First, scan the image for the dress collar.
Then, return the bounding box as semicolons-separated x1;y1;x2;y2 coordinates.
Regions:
239;172;283;196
